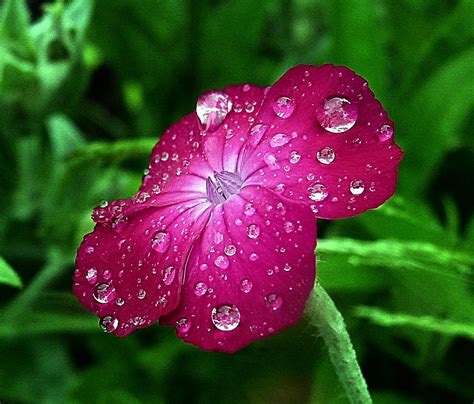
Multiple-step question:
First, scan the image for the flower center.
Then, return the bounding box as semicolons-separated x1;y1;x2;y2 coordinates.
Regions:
206;171;243;204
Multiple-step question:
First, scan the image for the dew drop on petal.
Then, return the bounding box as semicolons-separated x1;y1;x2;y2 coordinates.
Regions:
196;91;233;131
272;96;295;118
289;150;301;164
350;179;365;195
316;97;358;133
99;315;119;333
162;266;176;285
244;203;256;216
378;124;393;141
176;317;191;333
86;268;98;284
264;153;279;170
308;183;328;201
211;305;241;331
102;269;112;281
151;231;171;253
248;124;268;147
249;252;259;261
93;282;116;304
246;224;261;239
283;263;292;272
194;282;208;296
224;244;237;256
214;255;230;269
265;293;283;310
283;221;295;233
137;289;147;299
240;278;253;293
115;297;125;307
270;133;290;148
316;147;335;164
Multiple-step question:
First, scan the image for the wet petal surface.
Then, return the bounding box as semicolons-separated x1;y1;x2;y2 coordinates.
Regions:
161;185;316;352
242;65;403;219
74;199;211;336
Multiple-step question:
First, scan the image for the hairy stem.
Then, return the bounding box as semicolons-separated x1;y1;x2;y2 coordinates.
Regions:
309;282;372;404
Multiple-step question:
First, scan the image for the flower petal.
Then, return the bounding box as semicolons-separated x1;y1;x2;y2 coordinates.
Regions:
201;84;267;174
161;185;316;352
73;199;211;336
241;64;403;219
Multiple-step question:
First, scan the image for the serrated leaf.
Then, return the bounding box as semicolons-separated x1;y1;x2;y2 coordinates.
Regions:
0;256;22;288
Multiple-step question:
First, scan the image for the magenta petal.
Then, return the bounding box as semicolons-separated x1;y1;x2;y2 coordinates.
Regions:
73;199;211;336
242;64;403;219
161;185;317;352
201;84;266;174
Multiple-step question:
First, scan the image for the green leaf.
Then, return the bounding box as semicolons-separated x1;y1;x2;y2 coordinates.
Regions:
47;114;85;160
0;0;34;59
0;256;22;288
355;306;474;340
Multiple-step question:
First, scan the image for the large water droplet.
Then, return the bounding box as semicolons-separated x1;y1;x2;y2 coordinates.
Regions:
264;153;279;170
244;202;255;216
316;147;335;164
162;266;176;285
176;317;191;333
211;305;241;331
240;278;253;293
224;244;236;256
196;91;233;132
93;282;116;304
378;124;393;141
214;255;230;269
151;231;171;253
246;224;261;239
249;124;268;147
194;282;208;296
316;97;358;133
99;315;119;333
272;96;295;118
308;183;328;201
137;289;147;299
350;179;365;195
265;293;283;310
289;150;301;164
270;133;290;148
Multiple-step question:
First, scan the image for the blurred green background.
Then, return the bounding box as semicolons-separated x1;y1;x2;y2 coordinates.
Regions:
1;0;473;402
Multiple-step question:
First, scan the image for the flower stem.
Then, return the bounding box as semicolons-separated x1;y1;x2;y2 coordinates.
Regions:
309;282;372;404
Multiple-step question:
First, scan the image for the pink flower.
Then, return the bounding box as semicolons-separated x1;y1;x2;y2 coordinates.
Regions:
73;65;403;352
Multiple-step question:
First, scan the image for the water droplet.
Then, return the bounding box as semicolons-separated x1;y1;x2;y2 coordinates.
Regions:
99;200;109;208
244;203;255;216
214;255;230;269
243;84;251;92
196;91;232;131
211;305;241;331
240;278;253;293
273;96;296;118
308;183;328;201
162;266;176;285
246;224;260;239
289;150;301;164
86;268;98;284
116;297;125;306
378;124;393;141
194;282;208;296
316;97;358;133
316;147;335;164
137;289;147;299
283;263;291;272
264;153;279;170
249;124;268;147
224;244;236;256
214;231;224;244
176;317;191;333
249;252;259;261
93;282;116;304
103;269;112;281
265;293;283;310
283;221;295;233
151;231;171;253
350;179;365;195
99;315;119;333
270;133;290;147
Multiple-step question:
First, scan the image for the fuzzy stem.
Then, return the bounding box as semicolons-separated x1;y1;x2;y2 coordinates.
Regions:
309;282;372;404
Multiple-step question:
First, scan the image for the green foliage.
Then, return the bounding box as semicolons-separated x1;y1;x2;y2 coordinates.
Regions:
0;0;472;403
